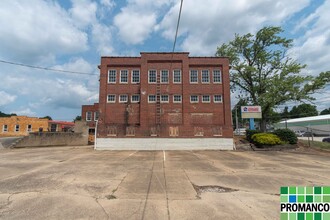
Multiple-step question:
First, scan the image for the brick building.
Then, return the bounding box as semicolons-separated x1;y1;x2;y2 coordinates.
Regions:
81;103;99;143
0;116;49;137
92;52;233;150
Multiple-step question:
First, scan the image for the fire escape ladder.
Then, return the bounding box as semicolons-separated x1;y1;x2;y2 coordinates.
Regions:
156;72;161;125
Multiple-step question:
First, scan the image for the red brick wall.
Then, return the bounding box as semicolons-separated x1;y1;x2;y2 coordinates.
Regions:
97;53;233;138
81;103;99;128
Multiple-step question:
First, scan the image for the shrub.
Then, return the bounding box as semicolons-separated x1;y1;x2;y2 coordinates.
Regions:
246;129;262;142
273;129;298;144
251;133;283;147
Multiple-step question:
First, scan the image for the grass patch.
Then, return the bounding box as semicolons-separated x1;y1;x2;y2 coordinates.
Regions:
300;140;330;150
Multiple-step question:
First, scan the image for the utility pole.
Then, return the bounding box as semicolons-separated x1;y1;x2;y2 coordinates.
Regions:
235;104;239;135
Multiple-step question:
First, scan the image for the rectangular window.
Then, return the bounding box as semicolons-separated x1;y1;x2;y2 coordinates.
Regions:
190;70;198;83
161;70;169;83
108;70;116;83
160;95;169;103
3;125;8;132
27;124;32;132
213;70;222;83
148;95;156;103
94;111;99;121
190;95;199;103
126;126;135;136
119;94;128;103
86;112;92;121
131;94;140;103
15;124;20;132
214;95;223;103
173;95;182;103
169;126;179;137
107;94;116;103
148;70;157;83
201;70;210;83
132;70;140;83
120;70;128;83
202;95;211;103
173;70;181;83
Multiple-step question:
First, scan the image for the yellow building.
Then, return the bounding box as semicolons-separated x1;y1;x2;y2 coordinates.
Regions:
0;116;49;137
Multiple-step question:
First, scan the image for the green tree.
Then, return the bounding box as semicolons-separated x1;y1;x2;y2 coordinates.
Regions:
232;99;248;129
40;116;52;120
216;26;330;131
320;108;330;115
281;106;290;119
74;116;82;122
0;111;16;117
289;104;318;118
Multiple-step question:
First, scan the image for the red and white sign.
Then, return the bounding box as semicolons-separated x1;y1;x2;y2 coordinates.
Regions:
241;106;261;113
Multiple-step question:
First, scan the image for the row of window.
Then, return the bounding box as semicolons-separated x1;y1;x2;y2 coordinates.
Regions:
86;111;99;121
108;69;222;84
2;124;32;132
107;94;223;103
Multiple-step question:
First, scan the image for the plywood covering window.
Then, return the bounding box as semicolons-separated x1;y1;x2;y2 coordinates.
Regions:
126;127;135;136
169;126;179;137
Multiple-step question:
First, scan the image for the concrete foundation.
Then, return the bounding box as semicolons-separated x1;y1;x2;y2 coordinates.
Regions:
95;138;234;150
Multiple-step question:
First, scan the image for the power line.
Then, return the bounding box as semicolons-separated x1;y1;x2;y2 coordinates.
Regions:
172;0;183;53
0;59;97;76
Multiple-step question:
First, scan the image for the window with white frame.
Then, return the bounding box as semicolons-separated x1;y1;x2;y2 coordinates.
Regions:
148;95;156;103
190;70;198;83
27;124;32;132
201;70;210;83
161;70;169;83
120;70;128;83
160;95;169;103
3;125;8;132
108;70;116;83
94;111;99;121
213;70;222;83
86;112;92;121
107;94;116;103
119;94;128;103
173;95;182;103
202;95;211;103
214;95;223;103
132;70;140;83
173;70;181;83
148;70;157;83
190;95;199;103
15;124;20;132
131;94;140;103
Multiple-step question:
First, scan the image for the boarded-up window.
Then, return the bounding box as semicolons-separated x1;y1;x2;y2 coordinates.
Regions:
126;127;135;136
213;126;222;136
194;127;204;136
169;126;179;137
107;126;117;136
150;127;157;136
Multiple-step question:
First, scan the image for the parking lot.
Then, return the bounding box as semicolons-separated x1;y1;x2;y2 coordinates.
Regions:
0;146;329;220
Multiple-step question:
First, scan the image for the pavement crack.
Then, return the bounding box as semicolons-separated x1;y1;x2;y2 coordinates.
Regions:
95;198;109;220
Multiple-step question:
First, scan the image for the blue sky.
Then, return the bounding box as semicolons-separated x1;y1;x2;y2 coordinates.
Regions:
0;0;329;121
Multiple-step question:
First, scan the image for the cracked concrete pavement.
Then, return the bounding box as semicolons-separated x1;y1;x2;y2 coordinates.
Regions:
0;146;329;219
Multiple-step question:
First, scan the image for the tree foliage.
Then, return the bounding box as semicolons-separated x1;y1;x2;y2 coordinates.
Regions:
40;116;52;120
0;111;16;117
74;116;82;121
320;108;330;115
216;26;330;130
289;103;318;118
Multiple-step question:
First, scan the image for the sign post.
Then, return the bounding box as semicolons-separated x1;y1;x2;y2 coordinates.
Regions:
241;106;262;130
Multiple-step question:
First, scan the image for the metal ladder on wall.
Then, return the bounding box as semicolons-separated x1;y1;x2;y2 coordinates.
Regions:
156;72;161;126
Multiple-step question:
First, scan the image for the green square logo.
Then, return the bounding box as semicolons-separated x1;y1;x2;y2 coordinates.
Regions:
298;213;304;220
314;195;322;202
281;213;288;220
314;187;322;194
298;195;305;203
306;213;313;220
281;187;288;195
298;187;305;195
323;195;330;202
306;195;313;203
289;187;296;194
306;187;313;194
290;213;297;220
281;195;288;203
324;186;330;194
323;213;330;220
314;213;321;220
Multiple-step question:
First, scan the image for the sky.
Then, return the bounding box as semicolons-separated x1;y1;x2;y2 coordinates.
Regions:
0;0;329;121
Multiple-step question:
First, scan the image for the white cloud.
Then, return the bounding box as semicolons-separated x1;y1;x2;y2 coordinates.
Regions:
0;91;17;106
290;0;330;75
13;108;36;117
92;23;114;55
51;57;95;76
158;0;310;55
69;0;97;28
100;0;115;9
0;0;88;63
